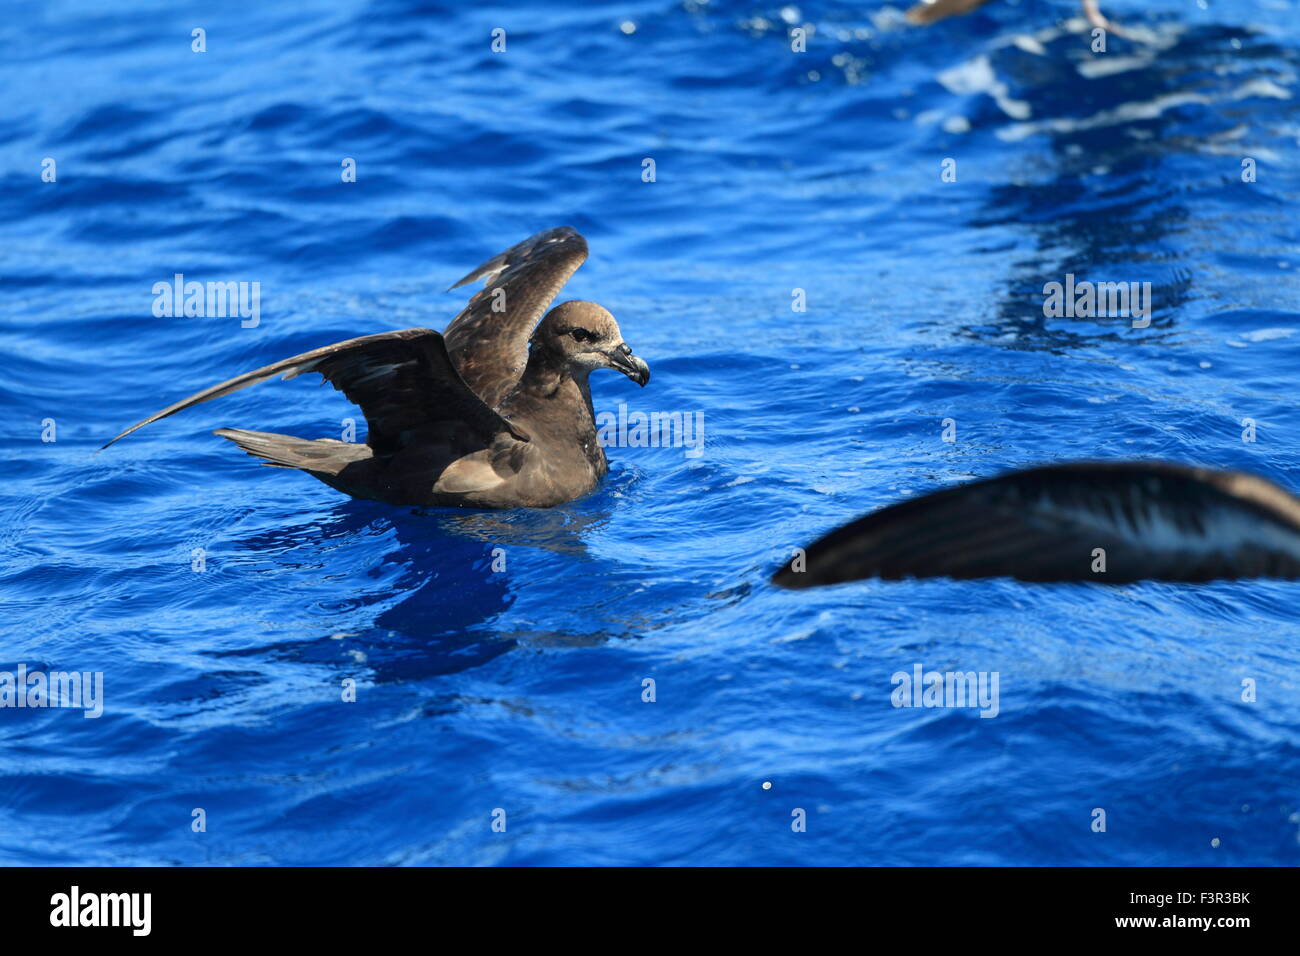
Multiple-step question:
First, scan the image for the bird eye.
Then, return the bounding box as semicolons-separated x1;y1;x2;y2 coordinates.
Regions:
569;328;595;343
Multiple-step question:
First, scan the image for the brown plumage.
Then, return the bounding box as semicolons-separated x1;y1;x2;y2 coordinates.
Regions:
103;227;650;509
773;462;1300;587
906;0;1110;30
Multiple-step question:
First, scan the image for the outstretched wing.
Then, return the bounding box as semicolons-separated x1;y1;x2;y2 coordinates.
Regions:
102;328;529;456
442;226;589;408
773;462;1300;587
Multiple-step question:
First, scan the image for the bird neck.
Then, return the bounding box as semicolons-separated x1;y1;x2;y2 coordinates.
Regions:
517;345;592;405
507;345;606;475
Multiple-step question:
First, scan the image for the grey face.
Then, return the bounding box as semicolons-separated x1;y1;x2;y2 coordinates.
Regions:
542;301;650;386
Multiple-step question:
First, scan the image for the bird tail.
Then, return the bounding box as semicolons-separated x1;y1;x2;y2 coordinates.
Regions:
213;428;371;476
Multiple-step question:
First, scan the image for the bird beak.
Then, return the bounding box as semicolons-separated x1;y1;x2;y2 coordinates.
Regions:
608;343;650;387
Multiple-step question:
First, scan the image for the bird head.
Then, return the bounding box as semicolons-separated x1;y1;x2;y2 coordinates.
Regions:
536;301;649;386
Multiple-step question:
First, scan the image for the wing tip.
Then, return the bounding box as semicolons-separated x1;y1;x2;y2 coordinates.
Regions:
100;427;135;451
770;568;801;589
770;560;823;590
446;225;587;291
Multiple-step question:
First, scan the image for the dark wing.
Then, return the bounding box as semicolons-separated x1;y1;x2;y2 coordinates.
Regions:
102;328;529;455
772;462;1300;587
442;226;589;408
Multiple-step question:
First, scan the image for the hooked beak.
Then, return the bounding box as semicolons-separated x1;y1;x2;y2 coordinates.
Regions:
608;343;650;387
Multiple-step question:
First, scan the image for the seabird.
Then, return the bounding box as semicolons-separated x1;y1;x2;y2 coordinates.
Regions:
906;0;1110;30
772;462;1300;587
103;227;651;509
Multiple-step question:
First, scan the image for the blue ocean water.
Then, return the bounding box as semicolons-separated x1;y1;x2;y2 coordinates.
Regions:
2;0;1299;866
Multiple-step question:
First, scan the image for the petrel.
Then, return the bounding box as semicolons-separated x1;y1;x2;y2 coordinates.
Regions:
103;227;650;509
906;0;1110;29
772;462;1300;587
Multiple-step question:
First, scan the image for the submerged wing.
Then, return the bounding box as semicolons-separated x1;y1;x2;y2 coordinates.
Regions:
905;0;994;25
442;226;589;408
773;462;1300;587
102;328;528;456
1080;0;1111;30
907;0;1109;28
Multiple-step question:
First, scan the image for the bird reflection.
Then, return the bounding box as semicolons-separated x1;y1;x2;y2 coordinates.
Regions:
210;489;621;683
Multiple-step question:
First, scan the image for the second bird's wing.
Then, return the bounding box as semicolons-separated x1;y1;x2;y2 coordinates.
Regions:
773;462;1300;586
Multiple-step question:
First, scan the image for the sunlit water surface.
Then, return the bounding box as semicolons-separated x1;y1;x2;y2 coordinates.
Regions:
2;0;1299;864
